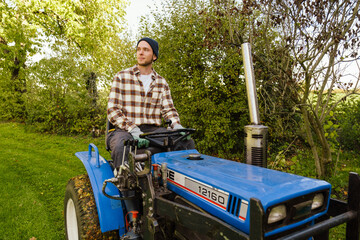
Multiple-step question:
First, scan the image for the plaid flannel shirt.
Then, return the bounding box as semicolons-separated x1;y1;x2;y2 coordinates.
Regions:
107;65;181;131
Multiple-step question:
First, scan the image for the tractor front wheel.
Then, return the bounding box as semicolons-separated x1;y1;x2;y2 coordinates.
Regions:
64;174;118;240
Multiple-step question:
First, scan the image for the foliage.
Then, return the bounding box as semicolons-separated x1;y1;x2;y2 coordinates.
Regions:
323;110;340;150
337;97;360;152
0;0;128;122
139;0;340;162
24;49;104;134
250;0;360;178
138;0;259;157
0;69;23;119
1;0;128;61
268;140;318;178
268;138;360;202
1;0;359;181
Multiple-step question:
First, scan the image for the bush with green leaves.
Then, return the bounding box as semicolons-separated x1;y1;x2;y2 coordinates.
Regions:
138;0;252;157
138;0;306;159
337;97;360;152
24;51;108;135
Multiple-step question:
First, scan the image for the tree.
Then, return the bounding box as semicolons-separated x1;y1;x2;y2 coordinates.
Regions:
252;0;360;177
0;0;128;121
139;0;360;177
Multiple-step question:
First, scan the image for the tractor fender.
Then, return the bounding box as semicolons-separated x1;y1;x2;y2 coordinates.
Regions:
75;143;126;235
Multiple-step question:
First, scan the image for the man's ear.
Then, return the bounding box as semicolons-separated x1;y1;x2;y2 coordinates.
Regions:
153;54;157;62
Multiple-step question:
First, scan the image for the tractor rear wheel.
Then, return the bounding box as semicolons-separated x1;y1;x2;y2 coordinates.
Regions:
64;174;119;240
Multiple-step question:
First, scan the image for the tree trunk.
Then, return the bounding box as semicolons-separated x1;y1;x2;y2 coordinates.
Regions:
301;106;325;178
301;105;334;178
10;56;27;121
308;109;332;176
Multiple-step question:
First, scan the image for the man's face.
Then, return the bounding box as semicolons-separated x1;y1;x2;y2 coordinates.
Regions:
137;41;157;66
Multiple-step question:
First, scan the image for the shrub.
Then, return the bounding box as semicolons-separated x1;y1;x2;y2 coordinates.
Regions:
23;53;108;135
139;0;250;158
337;97;360;152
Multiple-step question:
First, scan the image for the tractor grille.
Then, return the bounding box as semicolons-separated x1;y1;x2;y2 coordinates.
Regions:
244;125;268;167
227;195;241;216
251;147;264;165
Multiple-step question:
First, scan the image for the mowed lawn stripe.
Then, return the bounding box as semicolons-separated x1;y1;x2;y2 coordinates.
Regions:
0;122;108;239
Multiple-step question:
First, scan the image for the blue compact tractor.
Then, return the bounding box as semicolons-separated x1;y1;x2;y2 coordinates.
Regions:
64;44;360;240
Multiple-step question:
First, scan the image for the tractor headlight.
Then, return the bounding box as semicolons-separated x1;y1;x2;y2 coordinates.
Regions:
268;204;287;224
311;193;324;210
265;190;329;233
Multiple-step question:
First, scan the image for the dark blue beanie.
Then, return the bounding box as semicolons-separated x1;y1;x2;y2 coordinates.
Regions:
137;37;159;61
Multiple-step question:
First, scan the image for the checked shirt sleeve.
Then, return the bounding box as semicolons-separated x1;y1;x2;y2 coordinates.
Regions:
161;83;181;127
107;74;137;131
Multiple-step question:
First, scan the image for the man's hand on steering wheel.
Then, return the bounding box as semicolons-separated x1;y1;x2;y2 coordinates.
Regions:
129;126;150;148
173;124;192;140
140;128;195;150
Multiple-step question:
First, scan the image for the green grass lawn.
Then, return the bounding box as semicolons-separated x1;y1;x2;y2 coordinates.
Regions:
0;122;110;240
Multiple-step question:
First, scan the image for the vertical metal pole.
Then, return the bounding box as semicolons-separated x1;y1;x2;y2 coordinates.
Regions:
346;172;360;239
242;43;268;167
242;43;260;125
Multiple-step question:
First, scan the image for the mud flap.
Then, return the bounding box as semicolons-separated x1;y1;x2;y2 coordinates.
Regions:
75;143;126;235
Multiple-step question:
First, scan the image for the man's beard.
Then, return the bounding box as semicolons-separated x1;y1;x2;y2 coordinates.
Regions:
138;59;153;67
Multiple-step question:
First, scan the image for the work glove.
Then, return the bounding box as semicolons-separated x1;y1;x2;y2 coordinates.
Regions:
173;124;191;140
129;127;150;148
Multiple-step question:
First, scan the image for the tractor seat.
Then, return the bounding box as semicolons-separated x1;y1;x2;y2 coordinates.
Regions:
105;119;116;152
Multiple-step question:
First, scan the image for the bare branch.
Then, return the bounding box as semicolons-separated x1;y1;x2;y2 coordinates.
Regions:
309;1;360;75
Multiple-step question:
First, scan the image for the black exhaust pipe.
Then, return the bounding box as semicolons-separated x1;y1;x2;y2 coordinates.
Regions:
242;43;268;168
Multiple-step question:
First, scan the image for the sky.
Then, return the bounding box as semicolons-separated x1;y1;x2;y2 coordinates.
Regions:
124;0;159;38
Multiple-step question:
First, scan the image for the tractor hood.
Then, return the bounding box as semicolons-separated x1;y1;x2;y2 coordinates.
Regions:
152;149;331;236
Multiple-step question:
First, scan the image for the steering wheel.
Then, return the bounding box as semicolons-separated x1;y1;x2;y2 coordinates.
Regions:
140;128;195;151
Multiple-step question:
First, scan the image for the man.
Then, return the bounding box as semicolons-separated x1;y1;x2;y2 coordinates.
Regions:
107;37;195;168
